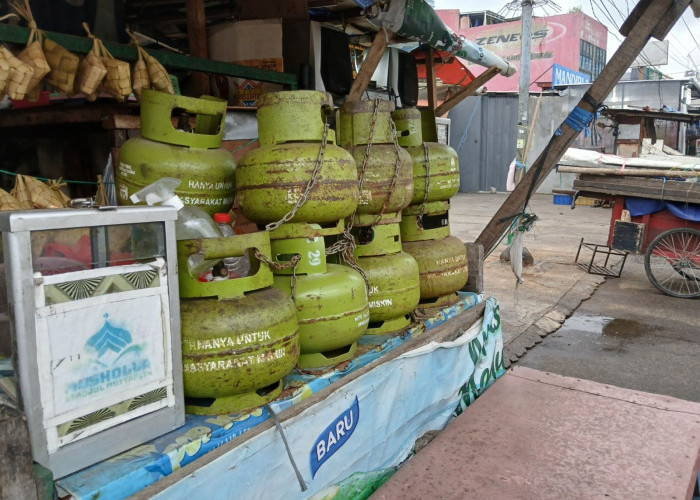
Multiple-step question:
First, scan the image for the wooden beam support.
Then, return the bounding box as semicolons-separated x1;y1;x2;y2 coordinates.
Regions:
426;47;438;110
347;30;389;102
434;66;501;117
475;0;691;256
186;0;210;96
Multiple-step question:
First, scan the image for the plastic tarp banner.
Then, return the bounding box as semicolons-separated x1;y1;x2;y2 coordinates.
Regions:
52;295;503;499
145;297;504;500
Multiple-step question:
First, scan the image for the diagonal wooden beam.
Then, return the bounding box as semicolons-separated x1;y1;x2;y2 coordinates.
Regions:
347;29;389;102
475;0;692;256
434;66;501;117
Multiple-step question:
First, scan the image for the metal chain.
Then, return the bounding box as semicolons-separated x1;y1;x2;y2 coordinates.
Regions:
265;121;330;232
346;99;381;233
254;248;301;300
416;143;432;229
370;114;404;227
254;248;301;271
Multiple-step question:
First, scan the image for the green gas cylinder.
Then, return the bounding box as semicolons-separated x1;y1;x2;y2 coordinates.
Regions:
338;100;414;215
270;237;369;369
351;223;420;335
236;143;359;225
392;107;460;205
402;235;469;301
236;91;359;226
117;90;236;216
178;231;300;414
400;201;451;242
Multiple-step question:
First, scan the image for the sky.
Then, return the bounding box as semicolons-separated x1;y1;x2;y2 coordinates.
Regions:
433;0;700;78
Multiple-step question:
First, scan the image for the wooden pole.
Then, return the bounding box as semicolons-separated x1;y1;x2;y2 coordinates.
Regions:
426;47;437;110
347;30;389;102
186;0;210;96
475;0;691;256
434;66;501;117
557;165;700;178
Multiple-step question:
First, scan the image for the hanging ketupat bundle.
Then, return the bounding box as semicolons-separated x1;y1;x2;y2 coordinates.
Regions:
19;175;65;209
0;50;10;96
142;47;173;94
12;0;50;96
132;47;150;100
0;188;24;211
96;39;131;102
0;46;33;100
43;38;79;93
0;13;16;96
10;175;34;209
126;30;150;100
47;179;71;207
77;23;107;96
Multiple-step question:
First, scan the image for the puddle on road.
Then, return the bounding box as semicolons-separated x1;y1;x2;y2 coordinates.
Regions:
602;318;654;338
556;314;660;340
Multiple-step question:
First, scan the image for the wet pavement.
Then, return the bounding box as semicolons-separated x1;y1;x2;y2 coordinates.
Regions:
519;254;700;402
452;192;700;403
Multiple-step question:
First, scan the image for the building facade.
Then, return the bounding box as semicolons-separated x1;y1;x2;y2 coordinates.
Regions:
437;10;608;92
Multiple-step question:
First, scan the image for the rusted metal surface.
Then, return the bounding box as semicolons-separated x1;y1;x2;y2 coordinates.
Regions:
404;142;460;205
375;366;700;500
273;264;369;358
257;91;334;146
117;137;236;216
345;145;414;215
358;251;420;322
403;236;469;299
236;142;359;225
180;287;299;398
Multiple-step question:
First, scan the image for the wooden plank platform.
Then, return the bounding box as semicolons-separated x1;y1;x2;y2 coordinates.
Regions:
574;174;700;204
374;366;700;500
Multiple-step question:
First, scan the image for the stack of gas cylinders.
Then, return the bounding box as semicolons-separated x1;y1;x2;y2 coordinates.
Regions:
236;91;369;369
118;90;470;414
337;100;420;336
393;107;469;308
118;90;301;415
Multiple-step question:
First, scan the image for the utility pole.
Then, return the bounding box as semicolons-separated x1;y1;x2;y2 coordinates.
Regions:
515;0;533;183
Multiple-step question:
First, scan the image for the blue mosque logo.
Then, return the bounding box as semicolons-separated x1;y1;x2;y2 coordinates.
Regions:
86;314;133;360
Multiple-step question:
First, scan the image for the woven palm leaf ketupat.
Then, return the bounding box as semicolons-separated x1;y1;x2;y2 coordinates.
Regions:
0;51;10;96
12;0;50;94
47;179;71;207
141;47;173;94
77;24;107;95
131;50;150;100
20;175;64;209
126;31;151;100
43;38;79;93
10;175;33;209
96;40;131;102
0;46;33;100
0;188;24;211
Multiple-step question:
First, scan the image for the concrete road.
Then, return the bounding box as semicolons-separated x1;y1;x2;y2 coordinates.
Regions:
451;192;700;403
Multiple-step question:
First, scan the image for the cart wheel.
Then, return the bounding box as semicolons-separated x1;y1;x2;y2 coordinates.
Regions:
644;228;700;299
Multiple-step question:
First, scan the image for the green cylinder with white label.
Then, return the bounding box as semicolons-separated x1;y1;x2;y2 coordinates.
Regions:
270;237;369;369
117;90;236;216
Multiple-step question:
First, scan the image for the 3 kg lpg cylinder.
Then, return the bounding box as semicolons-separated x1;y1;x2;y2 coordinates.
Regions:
270;236;369;369
392;107;460;205
236;91;359;225
402;235;469;305
117;90;236;216
178;231;300;414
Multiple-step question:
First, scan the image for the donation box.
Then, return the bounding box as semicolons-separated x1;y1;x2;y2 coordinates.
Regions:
0;206;184;478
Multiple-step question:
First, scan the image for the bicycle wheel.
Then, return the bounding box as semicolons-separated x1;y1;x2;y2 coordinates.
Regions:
644;228;700;299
